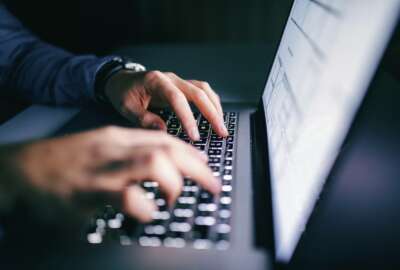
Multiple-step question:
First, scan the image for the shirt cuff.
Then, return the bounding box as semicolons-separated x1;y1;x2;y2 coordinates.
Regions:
84;55;121;103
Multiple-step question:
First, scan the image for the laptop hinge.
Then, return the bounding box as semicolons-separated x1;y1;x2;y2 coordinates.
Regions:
250;103;275;252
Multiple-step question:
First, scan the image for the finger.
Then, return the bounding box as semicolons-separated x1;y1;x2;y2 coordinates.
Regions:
92;146;183;205
118;101;167;131
144;148;184;205
164;135;209;163
98;128;206;161
138;111;167;131
165;144;221;194
189;80;224;117
167;74;228;137
123;185;157;223
144;71;200;141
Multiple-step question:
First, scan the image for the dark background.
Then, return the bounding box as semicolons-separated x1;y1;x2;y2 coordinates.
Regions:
0;0;293;123
3;0;293;55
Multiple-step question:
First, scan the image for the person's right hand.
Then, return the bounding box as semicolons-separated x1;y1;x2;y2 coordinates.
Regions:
10;126;220;223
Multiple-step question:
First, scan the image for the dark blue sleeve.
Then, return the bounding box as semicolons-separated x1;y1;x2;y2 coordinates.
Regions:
0;5;116;105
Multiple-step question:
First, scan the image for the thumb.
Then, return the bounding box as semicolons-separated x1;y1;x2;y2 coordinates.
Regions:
138;111;167;131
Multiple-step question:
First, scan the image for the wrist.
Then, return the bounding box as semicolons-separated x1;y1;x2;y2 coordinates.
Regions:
95;57;146;105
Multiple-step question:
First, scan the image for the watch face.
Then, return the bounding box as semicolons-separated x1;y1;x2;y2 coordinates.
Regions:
124;62;137;70
124;62;146;72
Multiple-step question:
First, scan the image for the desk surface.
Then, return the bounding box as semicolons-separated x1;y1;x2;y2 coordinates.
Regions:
0;43;275;144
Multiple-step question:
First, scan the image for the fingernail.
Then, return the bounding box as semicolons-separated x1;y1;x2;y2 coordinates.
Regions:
219;122;228;137
189;127;200;141
213;177;222;193
141;195;158;222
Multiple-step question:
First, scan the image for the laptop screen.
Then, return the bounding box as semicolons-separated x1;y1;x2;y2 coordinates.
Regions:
262;0;400;262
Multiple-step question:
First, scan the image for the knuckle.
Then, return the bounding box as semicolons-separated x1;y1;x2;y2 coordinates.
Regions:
146;148;165;167
160;143;174;155
193;89;208;101
199;81;210;88
166;89;185;101
120;100;132;115
102;125;119;136
144;70;162;84
165;72;176;78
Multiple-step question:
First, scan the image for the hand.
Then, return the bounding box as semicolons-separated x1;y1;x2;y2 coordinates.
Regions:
104;70;229;141
9;126;220;223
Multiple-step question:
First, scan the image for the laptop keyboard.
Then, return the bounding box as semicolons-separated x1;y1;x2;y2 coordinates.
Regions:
87;110;238;250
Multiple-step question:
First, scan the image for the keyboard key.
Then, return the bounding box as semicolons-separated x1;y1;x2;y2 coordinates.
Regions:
198;191;213;203
164;237;186;248
199;118;209;125
198;203;217;212
223;169;232;175
222;175;233;181
224;160;232;166
227;136;234;143
182;185;199;193
216;224;231;234
155;198;166;207
179;133;189;139
193;138;207;144
226;143;234;150
87;227;103;244
169;123;180;129
225;151;233;158
173;208;194;218
195;145;205;151
195;216;216;226
199;126;209;132
199;131;209;138
152;211;170;220
143;181;158;188
219;209;231;219
221;185;232;192
167;129;179;136
210;165;220;172
177;196;196;205
208;157;221;164
144;225;166;235
211;135;223;141
107;213;124;229
139;236;162;247
169;222;192;233
208;149;222;156
184;179;195;186
210;142;223;148
193;239;212;250
220;197;232;205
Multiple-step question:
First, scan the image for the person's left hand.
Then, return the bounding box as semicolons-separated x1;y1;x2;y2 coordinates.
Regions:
104;70;228;141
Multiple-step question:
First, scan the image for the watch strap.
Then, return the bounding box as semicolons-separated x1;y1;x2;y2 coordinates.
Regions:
94;57;146;104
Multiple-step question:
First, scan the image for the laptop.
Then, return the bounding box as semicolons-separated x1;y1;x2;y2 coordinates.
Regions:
2;0;400;269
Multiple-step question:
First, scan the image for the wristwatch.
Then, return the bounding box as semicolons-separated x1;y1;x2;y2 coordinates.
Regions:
94;57;146;104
